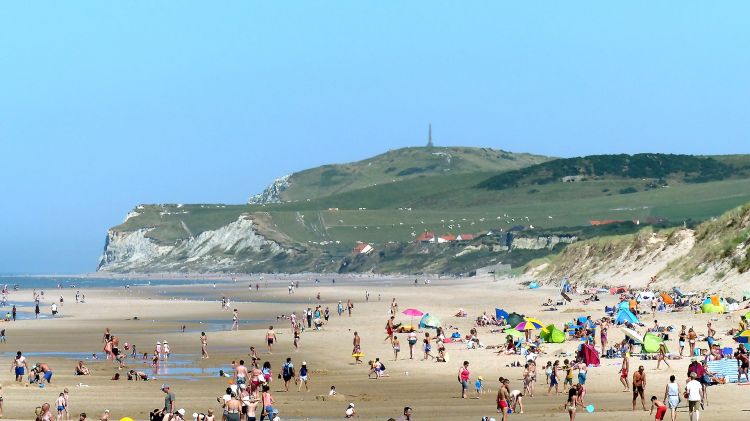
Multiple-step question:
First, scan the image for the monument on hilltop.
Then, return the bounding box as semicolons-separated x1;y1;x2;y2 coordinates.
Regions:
427;123;434;147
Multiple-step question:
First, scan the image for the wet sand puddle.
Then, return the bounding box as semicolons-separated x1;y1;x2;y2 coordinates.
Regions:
2;352;231;381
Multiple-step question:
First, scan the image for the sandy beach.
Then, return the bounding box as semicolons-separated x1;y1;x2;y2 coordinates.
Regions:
1;275;748;420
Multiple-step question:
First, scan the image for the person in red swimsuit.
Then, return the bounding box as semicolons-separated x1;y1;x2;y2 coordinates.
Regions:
650;396;667;421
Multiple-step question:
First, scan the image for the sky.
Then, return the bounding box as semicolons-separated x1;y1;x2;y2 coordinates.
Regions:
1;2;749;273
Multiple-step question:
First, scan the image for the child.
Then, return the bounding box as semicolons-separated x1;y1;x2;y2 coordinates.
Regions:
649;396;667;421
0;384;4;418
329;386;337;396
547;360;560;395
563;360;573;390
392;336;401;361
298;361;309;392
475;376;484;397
545;361;553;385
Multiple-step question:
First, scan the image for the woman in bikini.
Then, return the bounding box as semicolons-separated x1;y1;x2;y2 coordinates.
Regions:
562;388;579;421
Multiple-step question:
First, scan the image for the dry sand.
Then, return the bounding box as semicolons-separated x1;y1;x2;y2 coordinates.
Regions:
1;275;748;420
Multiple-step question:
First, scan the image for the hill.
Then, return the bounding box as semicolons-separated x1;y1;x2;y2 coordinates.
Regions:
99;149;750;277
477;153;750;191
525;203;750;294
249;146;551;203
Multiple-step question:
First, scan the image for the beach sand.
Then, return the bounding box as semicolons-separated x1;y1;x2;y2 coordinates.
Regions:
1;275;748;420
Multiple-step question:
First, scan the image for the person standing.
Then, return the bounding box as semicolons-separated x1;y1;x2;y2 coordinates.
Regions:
55;392;66;421
663;375;680;421
35;303;40;319
161;384;175;414
620;353;630;391
11;305;16;322
281;358;295;392
407;331;417;359
685;372;703;421
458;361;470;399
632;365;647;411
11;351;28;382
352;332;363;364
200;332;208;359
678;325;687;356
298;361;309;392
266;327;277;354
232;309;239;331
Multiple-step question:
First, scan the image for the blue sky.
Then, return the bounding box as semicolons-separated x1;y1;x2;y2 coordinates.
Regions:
1;2;748;273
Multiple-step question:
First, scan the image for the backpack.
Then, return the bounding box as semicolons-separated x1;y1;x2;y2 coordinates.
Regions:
283;363;293;377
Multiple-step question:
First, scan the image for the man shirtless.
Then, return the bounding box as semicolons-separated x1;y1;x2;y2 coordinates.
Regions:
632;366;647;411
235;360;248;386
223;395;242;421
352;332;362;364
11;351;29;382
496;377;511;420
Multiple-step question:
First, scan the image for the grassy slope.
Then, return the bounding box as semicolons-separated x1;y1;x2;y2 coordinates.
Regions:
275;146;551;202
116;176;750;250
663;203;750;278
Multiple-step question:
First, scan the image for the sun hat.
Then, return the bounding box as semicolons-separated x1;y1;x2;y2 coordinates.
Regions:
302;361;307;365
348;403;354;407
177;409;186;416
161;384;169;390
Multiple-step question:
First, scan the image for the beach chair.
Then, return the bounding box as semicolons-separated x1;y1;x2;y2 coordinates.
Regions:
722;347;733;358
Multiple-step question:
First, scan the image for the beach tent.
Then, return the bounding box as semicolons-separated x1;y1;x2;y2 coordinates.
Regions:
529;282;539;289
610;286;628;295
617;301;630;311
636;291;656;303
621;327;643;344
419;313;441;329
660;293;674;305
642;332;667;353
495;308;509;320
577;344;600;367
506;312;525;327
701;296;725;313
615;309;640;325
541;324;566;343
673;287;696;298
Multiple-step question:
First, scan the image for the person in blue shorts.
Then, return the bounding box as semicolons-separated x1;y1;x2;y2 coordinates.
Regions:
11;351;28;382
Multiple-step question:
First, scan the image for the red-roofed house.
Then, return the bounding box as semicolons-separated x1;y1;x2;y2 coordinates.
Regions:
438;234;457;243
456;233;475;241
415;232;436;243
352;242;374;255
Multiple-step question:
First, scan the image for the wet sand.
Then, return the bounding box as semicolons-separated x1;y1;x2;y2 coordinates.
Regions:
1;276;748;420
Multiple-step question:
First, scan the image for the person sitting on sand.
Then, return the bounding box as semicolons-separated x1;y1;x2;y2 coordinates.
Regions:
75;361;90;376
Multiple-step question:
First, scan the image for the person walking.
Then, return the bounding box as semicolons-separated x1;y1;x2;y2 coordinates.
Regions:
458;361;470;399
663;375;680;421
632;365;647;411
685;372;703;421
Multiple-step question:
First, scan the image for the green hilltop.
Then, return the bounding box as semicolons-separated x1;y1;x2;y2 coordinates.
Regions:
102;148;750;274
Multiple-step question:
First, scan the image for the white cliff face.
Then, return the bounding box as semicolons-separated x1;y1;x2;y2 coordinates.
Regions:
98;228;172;270
98;215;287;272
248;174;291;204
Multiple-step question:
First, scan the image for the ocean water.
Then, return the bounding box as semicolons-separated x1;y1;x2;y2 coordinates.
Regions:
0;276;215;290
